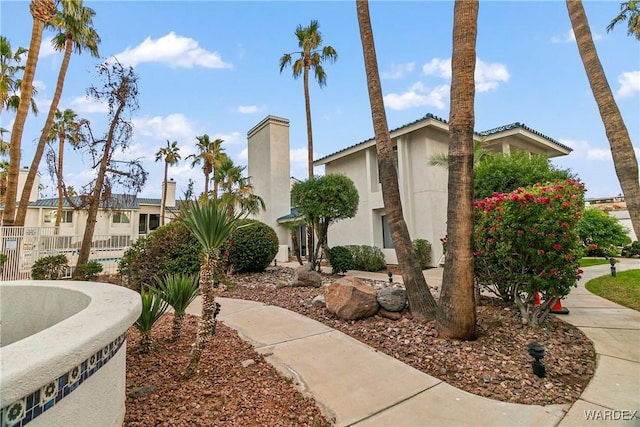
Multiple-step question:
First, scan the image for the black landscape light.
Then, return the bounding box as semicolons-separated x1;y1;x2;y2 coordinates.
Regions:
527;341;546;378
609;257;617;277
388;271;393;283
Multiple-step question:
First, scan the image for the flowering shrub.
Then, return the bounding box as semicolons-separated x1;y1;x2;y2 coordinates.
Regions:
473;180;585;326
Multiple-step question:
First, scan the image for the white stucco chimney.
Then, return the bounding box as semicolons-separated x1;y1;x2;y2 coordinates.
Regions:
18;167;40;203
162;178;176;208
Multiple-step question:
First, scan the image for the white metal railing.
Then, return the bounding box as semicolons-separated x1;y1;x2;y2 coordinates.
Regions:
1;227;132;281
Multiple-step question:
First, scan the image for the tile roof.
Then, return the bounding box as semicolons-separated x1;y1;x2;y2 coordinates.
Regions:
315;113;571;163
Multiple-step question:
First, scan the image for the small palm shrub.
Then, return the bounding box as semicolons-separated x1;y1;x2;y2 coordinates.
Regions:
345;245;386;272
157;273;200;342
413;239;432;269
227;220;278;273
328;246;354;274
136;287;169;354
31;254;69;280
74;261;103;280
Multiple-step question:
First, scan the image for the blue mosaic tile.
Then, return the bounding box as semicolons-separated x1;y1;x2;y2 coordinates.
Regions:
0;332;127;427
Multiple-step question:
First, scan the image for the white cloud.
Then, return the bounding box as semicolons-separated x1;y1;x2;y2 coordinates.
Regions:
381;62;415;80
616;71;640;98
550;29;602;44
132;113;196;141
422;58;451;79
237;147;248;162
39;37;58;58
289;147;321;179
112;32;232;69
69;95;108;113
422;57;509;93
237;105;258;114
384;82;449;110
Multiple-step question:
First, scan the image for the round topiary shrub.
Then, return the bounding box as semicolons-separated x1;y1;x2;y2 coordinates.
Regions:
227;220;279;273
329;245;354;274
118;221;201;291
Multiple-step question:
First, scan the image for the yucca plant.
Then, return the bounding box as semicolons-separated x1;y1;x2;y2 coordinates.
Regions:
177;198;245;379
135;286;169;354
157;273;200;342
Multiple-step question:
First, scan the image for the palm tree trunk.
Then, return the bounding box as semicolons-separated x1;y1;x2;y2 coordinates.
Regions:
356;0;437;321
15;35;73;227
55;130;66;229
2;1;52;226
566;0;640;239
435;0;479;340
161;162;168;226
171;311;184;342
183;255;218;379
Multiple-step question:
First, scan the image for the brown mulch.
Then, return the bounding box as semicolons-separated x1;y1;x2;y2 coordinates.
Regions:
124;265;596;426
124;315;333;426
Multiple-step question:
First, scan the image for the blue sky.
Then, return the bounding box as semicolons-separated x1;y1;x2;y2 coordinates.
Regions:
2;0;638;200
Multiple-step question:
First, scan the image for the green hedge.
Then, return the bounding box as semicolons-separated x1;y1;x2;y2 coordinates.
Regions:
345;245;386;272
227;220;279;272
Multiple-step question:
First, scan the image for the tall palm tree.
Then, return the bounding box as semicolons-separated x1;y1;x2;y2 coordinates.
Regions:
15;0;100;226
279;20;337;180
155;140;181;225
215;156;265;216
3;0;57;227
178;199;245;379
187;134;225;197
567;0;640;240
356;0;437;321
1;36;38;115
607;0;640;39
435;0;479;340
47;108;84;228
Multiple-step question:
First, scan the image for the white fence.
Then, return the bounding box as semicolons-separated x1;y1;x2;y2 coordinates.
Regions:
0;227;132;281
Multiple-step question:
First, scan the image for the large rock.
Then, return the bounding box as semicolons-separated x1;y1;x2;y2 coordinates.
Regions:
325;277;379;320
290;266;322;288
377;285;407;312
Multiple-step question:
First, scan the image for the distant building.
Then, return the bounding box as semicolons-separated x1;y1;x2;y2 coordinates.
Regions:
247;113;573;265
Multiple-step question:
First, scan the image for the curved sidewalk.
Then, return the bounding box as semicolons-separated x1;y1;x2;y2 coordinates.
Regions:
187;259;640;426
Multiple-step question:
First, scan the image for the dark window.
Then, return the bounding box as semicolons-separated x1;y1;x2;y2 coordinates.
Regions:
382;215;394;249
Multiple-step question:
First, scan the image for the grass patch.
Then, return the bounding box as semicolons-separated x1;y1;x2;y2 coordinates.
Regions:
580;258;610;268
585;269;640;311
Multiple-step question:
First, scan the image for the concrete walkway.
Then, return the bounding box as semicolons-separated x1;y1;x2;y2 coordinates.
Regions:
187;259;640;426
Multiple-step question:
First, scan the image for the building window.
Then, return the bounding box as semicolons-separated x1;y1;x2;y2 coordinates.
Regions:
44;210;73;224
382;215;394;249
112;211;130;224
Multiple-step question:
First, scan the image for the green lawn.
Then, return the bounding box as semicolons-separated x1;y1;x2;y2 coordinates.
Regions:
585;269;640;311
580;258;610;267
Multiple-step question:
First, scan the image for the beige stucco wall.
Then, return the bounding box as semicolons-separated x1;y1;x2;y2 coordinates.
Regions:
324;127;449;266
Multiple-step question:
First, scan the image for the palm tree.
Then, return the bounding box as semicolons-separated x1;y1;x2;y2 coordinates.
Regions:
15;0;100;227
177;199;245;379
567;0;640;240
1;36;38;115
607;0;640;39
215;157;265;216
279;20;337;180
135;287;169;354
3;0;57;227
428;138;489;169
187;134;225;197
155;140;181;225
435;0;479;340
356;0;438;321
47;108;84;228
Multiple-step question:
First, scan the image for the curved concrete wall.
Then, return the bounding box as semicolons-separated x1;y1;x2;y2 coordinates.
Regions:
0;280;141;427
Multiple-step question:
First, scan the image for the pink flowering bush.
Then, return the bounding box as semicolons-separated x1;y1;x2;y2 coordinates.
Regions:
473;180;585;326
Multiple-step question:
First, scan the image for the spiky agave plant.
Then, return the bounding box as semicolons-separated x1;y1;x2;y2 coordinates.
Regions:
157;273;200;342
135;286;169;354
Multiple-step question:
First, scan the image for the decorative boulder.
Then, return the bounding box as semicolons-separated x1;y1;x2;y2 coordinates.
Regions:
377;285;407;312
311;294;326;307
325;277;379;320
290;266;322;288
